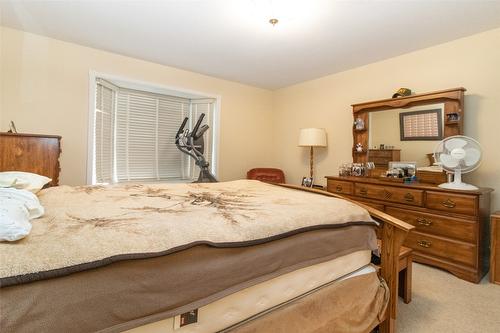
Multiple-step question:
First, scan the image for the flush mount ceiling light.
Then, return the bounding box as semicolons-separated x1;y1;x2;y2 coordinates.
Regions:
226;0;322;33
269;18;279;26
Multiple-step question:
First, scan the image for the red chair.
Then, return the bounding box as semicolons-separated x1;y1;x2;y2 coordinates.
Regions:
247;168;285;184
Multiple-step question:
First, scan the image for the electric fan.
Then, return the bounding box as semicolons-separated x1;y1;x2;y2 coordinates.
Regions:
433;135;482;190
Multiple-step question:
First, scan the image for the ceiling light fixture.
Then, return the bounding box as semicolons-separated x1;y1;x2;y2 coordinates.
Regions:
269;18;279;26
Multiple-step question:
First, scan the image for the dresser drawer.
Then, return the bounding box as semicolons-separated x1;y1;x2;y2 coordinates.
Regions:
327;180;353;195
386;207;476;243
354;183;423;206
425;191;477;216
359;200;385;211
404;231;477;267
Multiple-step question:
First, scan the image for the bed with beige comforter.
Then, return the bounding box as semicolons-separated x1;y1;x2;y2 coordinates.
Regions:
0;180;381;333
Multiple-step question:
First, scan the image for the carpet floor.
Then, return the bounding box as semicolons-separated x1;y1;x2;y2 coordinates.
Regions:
397;263;500;333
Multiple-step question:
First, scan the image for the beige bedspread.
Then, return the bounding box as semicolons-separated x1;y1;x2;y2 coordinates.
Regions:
0;180;374;284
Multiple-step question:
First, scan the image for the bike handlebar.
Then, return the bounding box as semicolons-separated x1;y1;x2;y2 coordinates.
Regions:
191;113;205;138
176;117;189;139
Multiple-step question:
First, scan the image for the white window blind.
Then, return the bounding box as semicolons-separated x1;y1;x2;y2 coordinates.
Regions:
94;81;115;184
93;80;215;184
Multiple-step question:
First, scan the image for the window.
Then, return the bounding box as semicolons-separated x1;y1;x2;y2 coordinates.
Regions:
93;78;216;184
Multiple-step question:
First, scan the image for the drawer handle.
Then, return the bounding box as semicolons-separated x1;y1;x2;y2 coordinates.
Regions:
383;190;392;199
417;240;432;248
416;217;432;227
360;188;368;196
336;185;343;192
404;193;415;202
442;199;456;208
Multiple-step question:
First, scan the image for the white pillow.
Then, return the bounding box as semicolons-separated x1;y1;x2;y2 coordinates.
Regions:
0;188;44;242
0;171;52;193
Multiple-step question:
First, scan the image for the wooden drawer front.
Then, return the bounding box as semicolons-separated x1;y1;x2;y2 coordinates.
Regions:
360;201;385;211
370;150;392;157
354;183;423;206
404;231;476;267
386;207;476;243
327;180;353;195
425;191;477;216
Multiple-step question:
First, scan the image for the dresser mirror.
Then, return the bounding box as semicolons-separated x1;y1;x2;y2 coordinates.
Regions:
368;103;444;168
351;88;465;183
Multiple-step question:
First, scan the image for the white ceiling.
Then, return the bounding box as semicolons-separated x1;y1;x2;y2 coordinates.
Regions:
1;0;500;89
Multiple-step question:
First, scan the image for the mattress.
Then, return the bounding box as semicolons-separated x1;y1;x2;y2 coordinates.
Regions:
0;226;377;333
125;250;373;333
227;267;388;333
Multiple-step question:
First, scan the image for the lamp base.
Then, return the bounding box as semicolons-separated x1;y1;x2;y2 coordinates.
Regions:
309;146;314;178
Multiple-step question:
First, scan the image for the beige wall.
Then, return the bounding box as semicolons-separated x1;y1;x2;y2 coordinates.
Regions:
273;28;500;211
0;26;275;185
2;26;500;211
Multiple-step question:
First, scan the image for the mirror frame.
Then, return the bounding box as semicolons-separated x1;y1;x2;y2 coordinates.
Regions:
351;87;465;165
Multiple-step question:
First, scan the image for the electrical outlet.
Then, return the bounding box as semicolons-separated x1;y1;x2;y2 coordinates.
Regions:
173;309;198;330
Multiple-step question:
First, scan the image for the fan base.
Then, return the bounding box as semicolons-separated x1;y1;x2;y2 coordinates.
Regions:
438;182;479;190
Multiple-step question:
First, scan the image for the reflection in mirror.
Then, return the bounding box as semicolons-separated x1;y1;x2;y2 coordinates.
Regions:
369;103;444;168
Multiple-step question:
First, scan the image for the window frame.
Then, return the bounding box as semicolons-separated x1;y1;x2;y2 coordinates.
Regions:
87;71;221;185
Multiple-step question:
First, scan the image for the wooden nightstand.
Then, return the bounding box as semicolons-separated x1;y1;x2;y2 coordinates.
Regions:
491;212;500;285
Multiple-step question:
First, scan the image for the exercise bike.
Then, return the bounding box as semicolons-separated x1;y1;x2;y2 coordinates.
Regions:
175;113;218;183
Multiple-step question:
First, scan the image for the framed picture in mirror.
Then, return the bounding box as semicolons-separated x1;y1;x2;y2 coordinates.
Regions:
399;109;443;141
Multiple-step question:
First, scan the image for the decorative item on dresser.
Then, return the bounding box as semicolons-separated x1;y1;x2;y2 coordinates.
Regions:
326;176;492;283
0;132;62;186
491;212;500;285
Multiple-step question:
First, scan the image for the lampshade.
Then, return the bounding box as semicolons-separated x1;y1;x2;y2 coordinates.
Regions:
298;128;327;147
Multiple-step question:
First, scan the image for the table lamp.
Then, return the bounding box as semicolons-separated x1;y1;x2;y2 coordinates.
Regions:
298;128;327;180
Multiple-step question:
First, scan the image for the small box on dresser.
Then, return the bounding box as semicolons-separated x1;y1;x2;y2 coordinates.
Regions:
492;212;500;285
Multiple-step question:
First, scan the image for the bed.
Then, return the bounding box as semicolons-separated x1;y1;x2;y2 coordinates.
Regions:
0;135;413;333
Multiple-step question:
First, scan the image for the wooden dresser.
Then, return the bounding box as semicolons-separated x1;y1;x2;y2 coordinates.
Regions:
0;133;62;186
326;176;492;283
491;212;500;285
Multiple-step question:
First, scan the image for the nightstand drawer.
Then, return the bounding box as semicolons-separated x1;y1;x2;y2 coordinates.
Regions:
386;207;476;243
404;231;477;267
327;180;353;195
426;191;477;216
354;183;423;206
